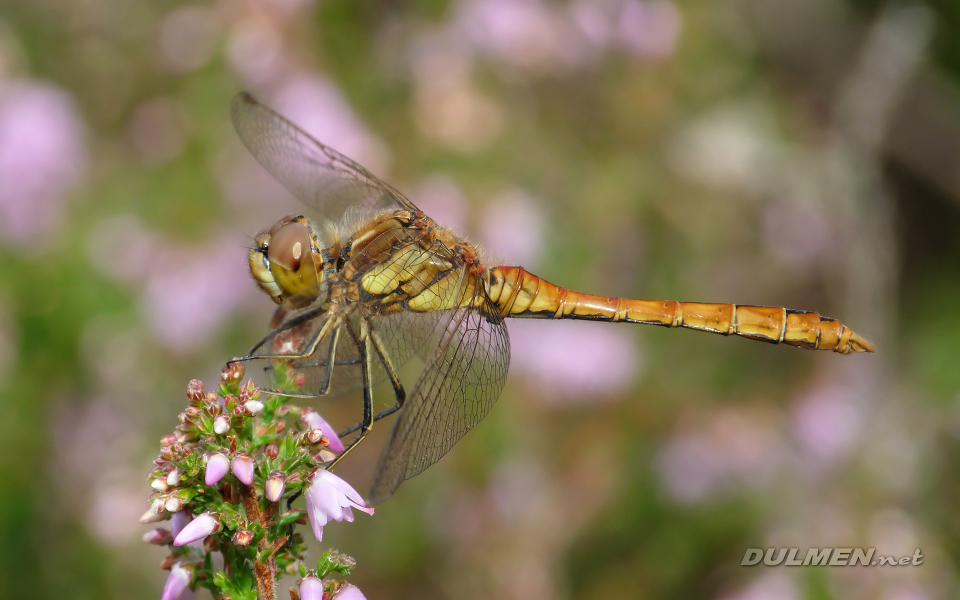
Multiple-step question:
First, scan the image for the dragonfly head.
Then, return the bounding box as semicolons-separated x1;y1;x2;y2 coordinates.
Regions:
249;215;324;305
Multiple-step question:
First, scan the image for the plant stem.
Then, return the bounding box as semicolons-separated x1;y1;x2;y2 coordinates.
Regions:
240;483;276;600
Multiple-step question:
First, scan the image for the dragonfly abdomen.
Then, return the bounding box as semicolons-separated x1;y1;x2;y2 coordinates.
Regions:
487;266;875;354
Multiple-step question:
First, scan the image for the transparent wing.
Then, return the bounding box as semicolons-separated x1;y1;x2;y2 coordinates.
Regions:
369;278;511;504
231;93;419;224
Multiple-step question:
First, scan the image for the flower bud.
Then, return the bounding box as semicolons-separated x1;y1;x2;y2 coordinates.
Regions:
232;529;254;547
142;528;172;545
186;379;205;403
164;496;183;513
239;380;259;403
317;449;338;463
161;563;192;600
221;362;244;385
166;469;181;487
151;477;170;492
306;429;324;445
213;415;230;434
160;434;177;447
265;444;279;460
173;512;219;546
170;510;191;540
299;576;324;600
206;398;222;416
205;453;230;486
139;509;167;524
303;412;344;453
150;497;166;514
265;470;287;502
244;400;263;415
232;454;254;486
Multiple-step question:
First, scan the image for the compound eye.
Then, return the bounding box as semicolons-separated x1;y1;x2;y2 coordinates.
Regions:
266;222;311;271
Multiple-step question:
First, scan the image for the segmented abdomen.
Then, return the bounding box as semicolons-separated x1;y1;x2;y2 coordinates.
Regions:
486;266;875;354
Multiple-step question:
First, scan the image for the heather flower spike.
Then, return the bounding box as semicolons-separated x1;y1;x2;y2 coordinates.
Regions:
143;374;367;600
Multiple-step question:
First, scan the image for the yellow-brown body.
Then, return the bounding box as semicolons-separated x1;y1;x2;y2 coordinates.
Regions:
251;209;874;355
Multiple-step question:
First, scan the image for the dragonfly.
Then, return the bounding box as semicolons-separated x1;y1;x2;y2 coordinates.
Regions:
232;92;875;504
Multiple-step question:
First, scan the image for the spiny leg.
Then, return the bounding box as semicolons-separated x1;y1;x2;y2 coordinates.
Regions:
337;324;406;438
242;308;334;362
326;320;374;471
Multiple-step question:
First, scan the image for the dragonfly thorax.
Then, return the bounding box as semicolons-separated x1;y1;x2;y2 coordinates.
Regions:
248;215;328;305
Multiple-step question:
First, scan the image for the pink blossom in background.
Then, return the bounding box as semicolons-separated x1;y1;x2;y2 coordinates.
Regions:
86;215;162;285
869;509;919;559
454;0;586;72
408;46;503;151
0;81;86;244
158;7;221;73
508;319;639;402
656;410;780;503
227;19;286;86
791;385;863;463
880;588;931;600
139;235;256;353
616;0;682;61
88;482;148;545
126;97;190;165
715;572;799;600
569;0;617;47
410;176;470;232
250;0;316;20
478;188;544;268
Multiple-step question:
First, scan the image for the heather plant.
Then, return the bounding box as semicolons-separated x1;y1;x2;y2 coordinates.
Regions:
141;362;371;600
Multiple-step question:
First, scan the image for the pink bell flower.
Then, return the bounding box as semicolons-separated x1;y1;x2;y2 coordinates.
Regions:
204;453;229;486
173;512;219;546
160;563;191;600
304;470;373;541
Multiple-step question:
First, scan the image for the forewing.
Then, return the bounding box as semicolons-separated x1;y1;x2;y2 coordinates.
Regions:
369;280;511;504
231;93;419;224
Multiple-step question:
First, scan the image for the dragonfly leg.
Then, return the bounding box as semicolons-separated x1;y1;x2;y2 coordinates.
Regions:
336;323;406;438
240;306;333;361
337;405;401;438
326;321;373;470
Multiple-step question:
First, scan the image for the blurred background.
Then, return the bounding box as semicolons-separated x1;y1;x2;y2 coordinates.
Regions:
1;0;959;598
